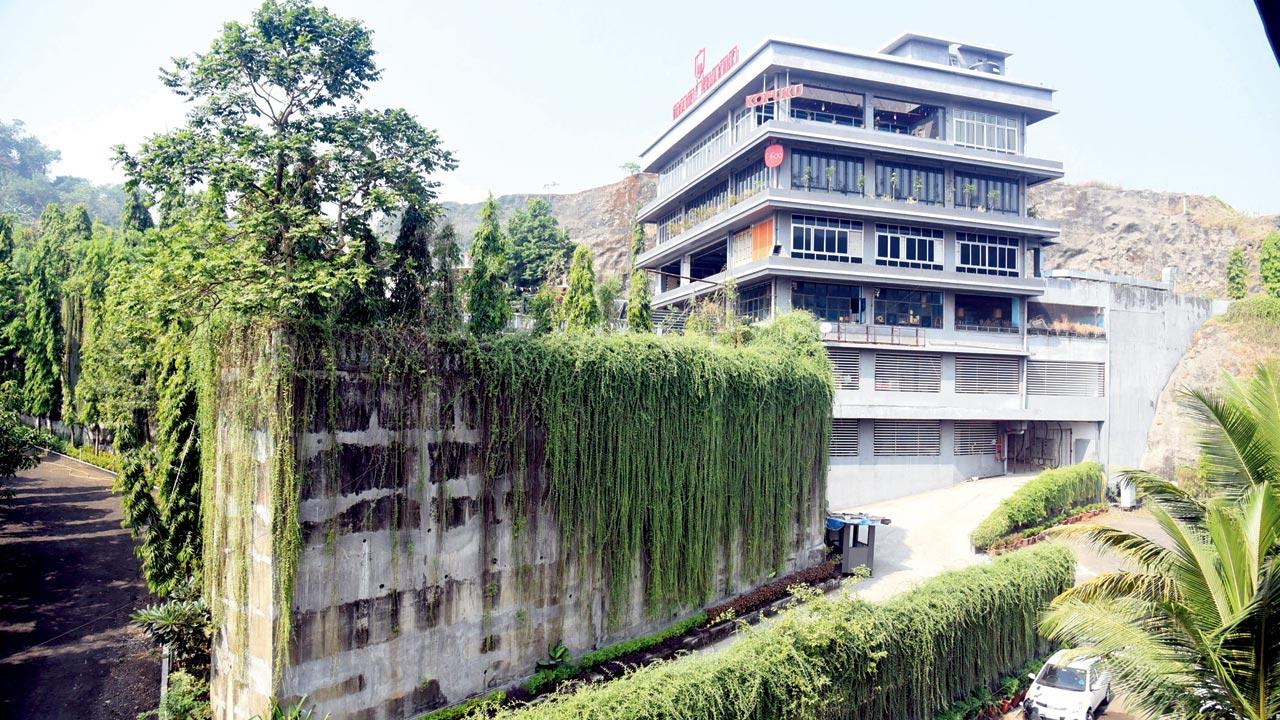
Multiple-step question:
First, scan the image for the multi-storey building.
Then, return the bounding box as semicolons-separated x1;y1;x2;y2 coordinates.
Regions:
635;34;1215;506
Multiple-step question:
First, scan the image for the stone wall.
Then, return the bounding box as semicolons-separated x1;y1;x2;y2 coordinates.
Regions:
206;331;828;719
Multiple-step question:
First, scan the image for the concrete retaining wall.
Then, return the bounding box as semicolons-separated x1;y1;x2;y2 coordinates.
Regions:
207;336;827;720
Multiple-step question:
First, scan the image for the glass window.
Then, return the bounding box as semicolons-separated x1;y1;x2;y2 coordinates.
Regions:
875;160;944;205
790;90;864;128
954;171;1020;215
873;288;943;328
953;108;1019;154
872;97;943;139
729;228;753;269
1027;302;1106;338
737;282;772;322
791;150;864;195
955;294;1018;332
791;214;863;264
733;159;768;199
875;224;943;271
957;233;1020;276
792;282;862;323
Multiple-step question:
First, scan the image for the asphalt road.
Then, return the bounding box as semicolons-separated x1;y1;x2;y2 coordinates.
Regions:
0;453;159;720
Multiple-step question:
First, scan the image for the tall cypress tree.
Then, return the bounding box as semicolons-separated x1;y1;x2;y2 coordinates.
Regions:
466;195;511;335
630;220;646;262
388;204;433;319
426;224;463;334
21;205;67;419
561;244;601;332
120;187;155;233
627;269;652;333
1261;232;1280;299
1226;245;1248;299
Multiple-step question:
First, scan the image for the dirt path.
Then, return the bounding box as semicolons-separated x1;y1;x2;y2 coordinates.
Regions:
0;453;159;720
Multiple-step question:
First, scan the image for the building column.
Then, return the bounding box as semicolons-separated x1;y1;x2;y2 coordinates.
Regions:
679;254;692;286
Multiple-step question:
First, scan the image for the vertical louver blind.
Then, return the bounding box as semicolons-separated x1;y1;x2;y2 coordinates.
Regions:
1027;361;1106;397
828;348;860;390
955;355;1021;394
831;418;860;457
874;352;942;393
873;420;942;456
954;421;999;455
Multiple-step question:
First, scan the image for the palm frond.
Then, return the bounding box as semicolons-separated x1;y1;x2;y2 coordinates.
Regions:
1179;385;1276;499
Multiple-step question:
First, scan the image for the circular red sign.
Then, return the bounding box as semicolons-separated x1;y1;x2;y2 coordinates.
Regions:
764;144;784;169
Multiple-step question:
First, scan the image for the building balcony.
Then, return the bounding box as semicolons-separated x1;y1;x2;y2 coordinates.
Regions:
637;186;1059;270
642;117;1063;216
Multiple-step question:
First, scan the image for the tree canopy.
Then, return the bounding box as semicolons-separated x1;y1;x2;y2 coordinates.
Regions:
507;197;572;295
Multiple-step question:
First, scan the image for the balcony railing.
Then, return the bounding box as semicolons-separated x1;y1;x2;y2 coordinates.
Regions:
1027;325;1106;340
821;322;924;347
956;323;1020;334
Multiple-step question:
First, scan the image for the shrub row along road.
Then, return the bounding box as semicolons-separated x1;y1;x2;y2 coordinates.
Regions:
0;453;158;720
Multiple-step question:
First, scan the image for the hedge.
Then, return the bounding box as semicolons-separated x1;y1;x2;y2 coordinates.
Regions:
969;462;1104;551
488;543;1075;720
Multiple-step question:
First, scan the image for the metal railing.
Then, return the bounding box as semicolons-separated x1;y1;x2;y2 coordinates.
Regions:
821;322;925;346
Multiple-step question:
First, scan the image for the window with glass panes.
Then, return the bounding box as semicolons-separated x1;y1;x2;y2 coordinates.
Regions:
952;109;1019;154
791;214;862;263
791;281;862;323
791;150;864;194
733;159;768;199
953;171;1020;215
875;160;944;205
875;224;943;271
737;282;772;322
873;287;944;328
957;233;1020;276
789;89;864;127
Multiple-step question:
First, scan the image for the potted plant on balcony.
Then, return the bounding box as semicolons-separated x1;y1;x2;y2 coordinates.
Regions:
855;173;865;195
986;188;1002;212
962;181;976;208
889;170;899;199
908;176;924;204
801;165;813;190
825;165;836;192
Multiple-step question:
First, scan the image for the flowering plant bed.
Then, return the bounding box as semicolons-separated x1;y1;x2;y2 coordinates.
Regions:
987;504;1109;555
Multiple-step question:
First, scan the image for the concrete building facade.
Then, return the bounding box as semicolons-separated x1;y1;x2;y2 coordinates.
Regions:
636;34;1217;506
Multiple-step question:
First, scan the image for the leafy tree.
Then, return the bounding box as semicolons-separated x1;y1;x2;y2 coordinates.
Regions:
0;216;22;393
507;198;572;295
626;269;652;333
114;0;456;321
560;244;601;332
595;275;622;326
527;283;559;335
466;196;511;335
1226;245;1248;299
1261;232;1280;299
0;120;123;224
19;205;71;419
387;204;434;319
1041;363;1280;719
120;187;154;233
0;409;40;487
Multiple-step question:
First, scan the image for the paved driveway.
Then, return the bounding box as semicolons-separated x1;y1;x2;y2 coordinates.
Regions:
0;453;158;720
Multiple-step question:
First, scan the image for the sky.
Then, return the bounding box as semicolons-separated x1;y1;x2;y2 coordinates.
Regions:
1;0;1278;213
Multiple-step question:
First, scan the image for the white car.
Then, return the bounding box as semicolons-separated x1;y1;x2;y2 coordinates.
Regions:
1022;650;1111;720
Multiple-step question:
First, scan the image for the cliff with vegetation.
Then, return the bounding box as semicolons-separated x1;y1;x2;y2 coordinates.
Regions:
445;176;1279;296
1142;297;1280;478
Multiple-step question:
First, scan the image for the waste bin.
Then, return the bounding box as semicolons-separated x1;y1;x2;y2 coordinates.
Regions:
825;513;891;577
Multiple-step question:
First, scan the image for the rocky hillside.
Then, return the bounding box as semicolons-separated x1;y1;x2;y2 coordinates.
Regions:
1030;183;1279;297
444;175;1277;295
1142;299;1280;477
441;175;654;278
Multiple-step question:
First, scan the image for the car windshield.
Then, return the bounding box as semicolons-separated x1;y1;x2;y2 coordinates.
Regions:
1038;664;1087;691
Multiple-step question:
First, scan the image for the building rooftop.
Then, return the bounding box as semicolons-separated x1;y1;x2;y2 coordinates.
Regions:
878;32;1012;59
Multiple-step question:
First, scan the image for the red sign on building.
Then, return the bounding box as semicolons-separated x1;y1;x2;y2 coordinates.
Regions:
764;144;785;169
671;46;740;121
745;83;804;108
693;48;706;79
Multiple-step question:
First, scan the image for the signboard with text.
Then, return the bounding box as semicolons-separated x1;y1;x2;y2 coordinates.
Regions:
671;46;740;120
745;83;804;108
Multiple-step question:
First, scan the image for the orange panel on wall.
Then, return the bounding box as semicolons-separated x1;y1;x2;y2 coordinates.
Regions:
750;218;774;260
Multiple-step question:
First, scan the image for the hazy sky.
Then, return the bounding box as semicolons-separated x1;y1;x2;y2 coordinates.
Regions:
1;0;1278;212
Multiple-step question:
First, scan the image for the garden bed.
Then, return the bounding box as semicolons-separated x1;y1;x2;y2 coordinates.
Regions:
987;504;1109;555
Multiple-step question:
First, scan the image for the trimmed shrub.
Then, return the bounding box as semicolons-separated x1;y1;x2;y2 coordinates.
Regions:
490;543;1074;720
970;462;1104;551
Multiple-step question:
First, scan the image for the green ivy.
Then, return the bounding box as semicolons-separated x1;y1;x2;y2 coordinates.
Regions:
488;543;1074;720
969;462;1104;551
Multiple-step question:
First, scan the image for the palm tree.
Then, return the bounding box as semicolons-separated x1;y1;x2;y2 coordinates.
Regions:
1039;362;1280;720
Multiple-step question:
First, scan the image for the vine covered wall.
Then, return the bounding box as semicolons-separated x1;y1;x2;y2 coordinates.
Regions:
203;321;831;719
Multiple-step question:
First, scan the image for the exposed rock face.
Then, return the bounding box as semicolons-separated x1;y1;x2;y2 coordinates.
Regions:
1142;315;1280;478
441;174;656;279
444;177;1277;295
1031;182;1279;296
